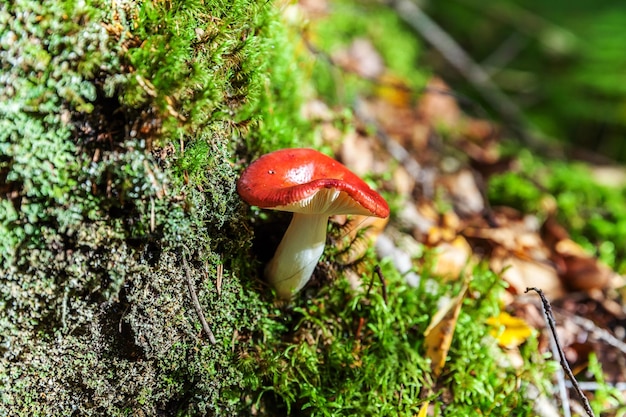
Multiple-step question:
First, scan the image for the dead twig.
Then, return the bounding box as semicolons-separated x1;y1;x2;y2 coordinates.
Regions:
354;316;366;341
525;287;595;417
181;247;217;344
366;265;388;305
546;314;572;417
216;262;224;297
386;0;540;149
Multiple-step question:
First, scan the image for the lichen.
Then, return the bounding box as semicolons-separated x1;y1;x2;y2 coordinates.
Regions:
1;0;310;415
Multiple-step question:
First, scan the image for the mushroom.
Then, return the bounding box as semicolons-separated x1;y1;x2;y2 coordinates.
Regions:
237;148;389;299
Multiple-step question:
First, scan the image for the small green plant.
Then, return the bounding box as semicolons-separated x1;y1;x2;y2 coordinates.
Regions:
586;354;626;416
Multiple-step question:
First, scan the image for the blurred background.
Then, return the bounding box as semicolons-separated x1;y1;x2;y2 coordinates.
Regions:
422;0;626;161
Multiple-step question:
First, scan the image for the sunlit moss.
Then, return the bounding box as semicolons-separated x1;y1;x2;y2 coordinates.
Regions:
247;259;546;416
1;0;309;415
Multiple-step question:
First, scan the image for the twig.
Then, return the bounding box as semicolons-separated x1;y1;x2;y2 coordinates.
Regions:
181;248;217;344
354;316;366;341
216;262;224;297
386;0;538;148
525;287;595;417
481;32;529;76
366;265;388;305
375;265;388;305
546;314;572;417
568;381;626;391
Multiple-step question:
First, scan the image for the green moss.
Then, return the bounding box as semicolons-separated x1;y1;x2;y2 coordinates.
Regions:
121;0;309;155
1;0;555;415
1;0;310;415
246;260;548;416
586;354;626;415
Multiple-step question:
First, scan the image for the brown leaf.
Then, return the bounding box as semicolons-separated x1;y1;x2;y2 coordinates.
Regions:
439;169;485;216
339;131;375;176
424;281;469;376
431;236;473;279
491;255;564;298
543;217;612;291
557;251;612;291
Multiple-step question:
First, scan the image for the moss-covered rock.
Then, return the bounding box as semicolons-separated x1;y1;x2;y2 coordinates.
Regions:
1;0;308;414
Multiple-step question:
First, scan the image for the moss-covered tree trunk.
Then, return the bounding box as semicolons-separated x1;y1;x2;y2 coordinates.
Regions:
1;1;306;414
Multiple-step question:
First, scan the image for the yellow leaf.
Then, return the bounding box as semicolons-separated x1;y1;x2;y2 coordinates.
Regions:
486;312;534;348
416;400;430;417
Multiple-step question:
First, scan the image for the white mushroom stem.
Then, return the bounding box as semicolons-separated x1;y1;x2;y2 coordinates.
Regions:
265;212;329;299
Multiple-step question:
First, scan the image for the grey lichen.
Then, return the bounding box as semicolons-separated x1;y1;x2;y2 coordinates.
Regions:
1;0;308;415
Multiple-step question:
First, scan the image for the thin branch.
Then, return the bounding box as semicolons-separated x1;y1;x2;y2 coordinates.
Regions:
366;265;389;305
182;247;217;344
568;381;626;391
481;32;529;76
546;311;572;417
386;0;537;147
365;265;389;305
525;287;595;417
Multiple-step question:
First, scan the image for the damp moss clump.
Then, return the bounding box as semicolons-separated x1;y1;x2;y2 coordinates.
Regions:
1;0;310;415
0;0;557;415
246;261;549;416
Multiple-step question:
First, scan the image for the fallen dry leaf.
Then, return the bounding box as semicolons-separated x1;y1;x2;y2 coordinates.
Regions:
543;217;612;291
491;255;564;299
417;77;462;130
424;280;469;376
340;130;376;176
417;280;469;417
439;169;485;216
589;164;626;188
430;236;473;279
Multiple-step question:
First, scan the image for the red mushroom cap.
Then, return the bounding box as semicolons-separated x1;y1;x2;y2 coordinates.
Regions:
237;148;389;218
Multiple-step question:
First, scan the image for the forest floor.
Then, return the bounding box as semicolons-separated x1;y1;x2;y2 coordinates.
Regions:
294;1;626;415
2;0;625;415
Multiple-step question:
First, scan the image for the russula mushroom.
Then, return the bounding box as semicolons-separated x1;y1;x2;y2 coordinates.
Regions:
237;148;389;299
